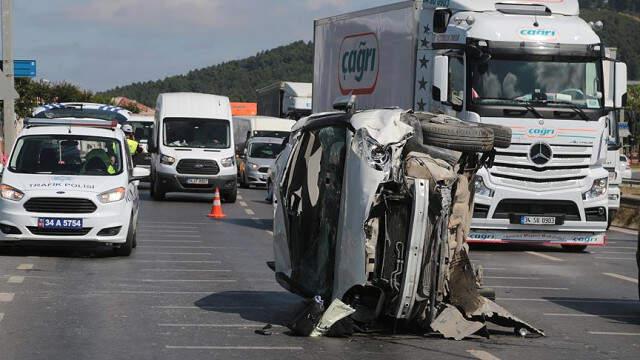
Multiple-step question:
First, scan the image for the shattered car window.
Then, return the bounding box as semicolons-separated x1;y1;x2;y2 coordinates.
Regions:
283;125;347;299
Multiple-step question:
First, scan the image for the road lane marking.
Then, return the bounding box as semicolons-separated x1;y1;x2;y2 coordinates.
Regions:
142;221;208;225
525;251;564;262
132;260;221;264
139;230;200;234
140;225;197;229
595;257;635;261
0;293;15;302
609;226;639;236
545;313;640;319
601;246;636;249
141;269;231;273
487;286;568;290
483;276;541;280
8;276;24;284
166;346;302;350
142;240;202;244
139;235;202;238
239;201;248;207
136;252;212;255
498;298;635;304
266;230;273;236
245;209;255;216
467;350;501;360
603;272;639;284
237;194;243;200
16;264;33;270
596;252;635;255
0;313;3;323
589;332;640;336
140;279;236;283
148;246;242;249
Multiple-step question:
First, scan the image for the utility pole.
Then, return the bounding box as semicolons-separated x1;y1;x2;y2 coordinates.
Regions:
1;0;16;155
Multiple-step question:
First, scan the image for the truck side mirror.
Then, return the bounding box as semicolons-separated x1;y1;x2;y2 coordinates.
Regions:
615;62;628;108
604;60;628;109
432;56;449;103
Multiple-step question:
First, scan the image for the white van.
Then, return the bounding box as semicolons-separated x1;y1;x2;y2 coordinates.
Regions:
127;114;154;168
149;93;237;202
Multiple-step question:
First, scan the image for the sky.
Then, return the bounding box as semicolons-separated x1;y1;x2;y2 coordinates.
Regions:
10;0;390;92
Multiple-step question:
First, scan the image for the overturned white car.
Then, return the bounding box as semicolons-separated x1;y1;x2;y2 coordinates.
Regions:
270;106;543;339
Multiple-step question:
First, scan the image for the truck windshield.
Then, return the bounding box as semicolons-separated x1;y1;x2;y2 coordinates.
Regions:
249;142;285;159
470;58;602;109
164;118;230;149
9;135;123;176
128;121;153;142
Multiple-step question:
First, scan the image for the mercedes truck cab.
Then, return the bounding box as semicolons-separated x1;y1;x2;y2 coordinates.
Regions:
149;93;237;202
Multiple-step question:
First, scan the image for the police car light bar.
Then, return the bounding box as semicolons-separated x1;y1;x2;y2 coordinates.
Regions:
24;118;119;128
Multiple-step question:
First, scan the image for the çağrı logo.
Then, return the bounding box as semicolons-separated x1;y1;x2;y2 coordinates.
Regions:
519;28;558;42
339;32;379;95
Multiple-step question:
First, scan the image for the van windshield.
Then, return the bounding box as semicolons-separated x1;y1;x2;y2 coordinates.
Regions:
164;118;230;149
9;135;123;176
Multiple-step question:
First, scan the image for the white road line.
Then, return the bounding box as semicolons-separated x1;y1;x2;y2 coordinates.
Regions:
148;246;242;249
0;313;3;323
487;286;568;290
498;298;635;304
140;279;236;283
141;269;231;273
545;313;640;319
139;235;202;239
142;240;202;244
483;276;540;280
595;257;635;261
237;194;243;200
140;225;197;229
245;208;255;216
602;246;636;249
609;226;639;236
595;252;635;255
132;260;221;264
525;251;564;262
142;221;208;225
603;272;639;284
16;264;33;270
467;350;501;360
266;230;274;236
166;345;302;350
0;293;15;302
476;267;507;271
8;276;24;284
136;252;212;256
239;201;248;207
139;230;200;234
589;331;640;336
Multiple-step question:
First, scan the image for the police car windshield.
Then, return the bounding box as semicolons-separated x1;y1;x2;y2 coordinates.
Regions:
34;108;128;123
164;118;230;149
9;135;123;176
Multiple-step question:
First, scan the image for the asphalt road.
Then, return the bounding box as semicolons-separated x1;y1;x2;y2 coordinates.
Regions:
0;187;638;360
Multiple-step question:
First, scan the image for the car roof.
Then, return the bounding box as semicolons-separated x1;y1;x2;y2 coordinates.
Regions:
247;136;285;144
32;102;130;124
19;124;122;139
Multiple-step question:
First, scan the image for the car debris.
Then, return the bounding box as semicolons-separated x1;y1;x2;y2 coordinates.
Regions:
272;106;544;340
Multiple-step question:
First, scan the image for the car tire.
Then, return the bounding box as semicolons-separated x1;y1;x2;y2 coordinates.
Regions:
422;120;494;153
152;178;165;201
561;245;588;252
478;123;512;149
223;185;237;203
266;180;274;203
114;217;135;256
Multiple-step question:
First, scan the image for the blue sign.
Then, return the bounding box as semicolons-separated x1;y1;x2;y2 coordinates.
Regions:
14;60;36;78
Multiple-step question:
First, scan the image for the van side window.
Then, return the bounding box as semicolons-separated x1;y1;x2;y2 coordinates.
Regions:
448;56;465;109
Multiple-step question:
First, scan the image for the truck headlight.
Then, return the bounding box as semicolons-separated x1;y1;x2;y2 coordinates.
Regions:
474;176;494;198
0;184;24;201
583;177;608;201
160;155;176;165
98;187;126;203
221;157;235;168
247;162;259;170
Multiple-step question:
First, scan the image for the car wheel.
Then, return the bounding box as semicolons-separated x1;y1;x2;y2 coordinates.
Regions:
114;217;134;256
561;245;588;252
223;184;237;203
266;180;274;203
152;178;165;201
422;120;495;153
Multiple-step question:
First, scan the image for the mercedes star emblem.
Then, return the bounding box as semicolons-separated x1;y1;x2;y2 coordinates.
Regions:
529;142;553;166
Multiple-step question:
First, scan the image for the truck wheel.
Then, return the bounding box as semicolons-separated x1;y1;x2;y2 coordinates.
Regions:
479;123;512;149
561;245;587;252
152;179;165;201
422;121;494;153
114;217;135;256
223;185;237;203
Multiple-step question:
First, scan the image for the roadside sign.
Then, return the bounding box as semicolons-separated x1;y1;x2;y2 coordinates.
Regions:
0;60;36;77
619;122;630;138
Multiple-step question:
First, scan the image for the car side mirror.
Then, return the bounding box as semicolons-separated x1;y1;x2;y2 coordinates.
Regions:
131;167;150;182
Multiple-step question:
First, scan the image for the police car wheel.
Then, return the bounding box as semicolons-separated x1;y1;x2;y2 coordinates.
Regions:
152;179;166;201
114;218;134;256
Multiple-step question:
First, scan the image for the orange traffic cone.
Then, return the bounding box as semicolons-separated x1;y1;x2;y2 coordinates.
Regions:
207;188;226;219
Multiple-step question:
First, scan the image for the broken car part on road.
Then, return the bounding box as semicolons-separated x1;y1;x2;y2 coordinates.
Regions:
271;108;544;340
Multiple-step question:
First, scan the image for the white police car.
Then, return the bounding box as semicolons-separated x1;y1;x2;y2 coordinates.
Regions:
0;103;149;256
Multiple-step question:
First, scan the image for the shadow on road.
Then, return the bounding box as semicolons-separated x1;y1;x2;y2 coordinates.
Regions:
219;218;272;231
195;290;303;326
543;297;640;326
0;244;119;258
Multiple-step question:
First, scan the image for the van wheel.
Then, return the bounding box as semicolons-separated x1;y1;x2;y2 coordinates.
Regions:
152;179;166;201
223;185;237;203
422;121;494;153
479;123;512;149
561;245;587;252
114;218;135;256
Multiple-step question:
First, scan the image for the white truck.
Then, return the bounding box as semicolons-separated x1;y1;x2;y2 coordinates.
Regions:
256;81;312;119
313;0;628;250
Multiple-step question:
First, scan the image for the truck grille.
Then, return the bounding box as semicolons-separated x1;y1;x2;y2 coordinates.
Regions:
493;199;581;221
24;198;97;214
176;159;220;175
27;227;92;236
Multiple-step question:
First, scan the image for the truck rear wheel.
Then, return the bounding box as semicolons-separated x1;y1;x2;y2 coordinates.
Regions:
561;245;588;252
422;121;494;153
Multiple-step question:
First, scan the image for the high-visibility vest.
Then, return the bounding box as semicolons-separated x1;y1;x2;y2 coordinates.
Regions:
127;139;139;154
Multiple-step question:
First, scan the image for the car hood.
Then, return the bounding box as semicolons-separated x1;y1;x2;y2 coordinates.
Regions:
5;173;124;194
247;157;275;167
